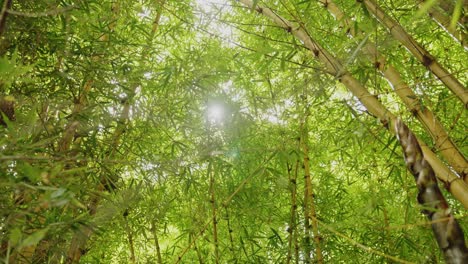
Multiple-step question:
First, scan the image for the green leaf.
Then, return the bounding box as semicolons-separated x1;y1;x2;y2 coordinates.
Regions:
9;228;22;247
51;188;67;199
19;228;49;248
18;162;42;183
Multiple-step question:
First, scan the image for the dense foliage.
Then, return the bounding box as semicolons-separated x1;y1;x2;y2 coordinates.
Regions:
0;0;466;263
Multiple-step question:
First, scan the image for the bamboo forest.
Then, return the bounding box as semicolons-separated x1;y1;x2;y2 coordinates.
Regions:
0;0;467;263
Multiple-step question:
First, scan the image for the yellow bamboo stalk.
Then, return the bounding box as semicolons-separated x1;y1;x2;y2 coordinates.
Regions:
237;0;468;208
302;116;323;263
361;0;468;107
318;0;468;185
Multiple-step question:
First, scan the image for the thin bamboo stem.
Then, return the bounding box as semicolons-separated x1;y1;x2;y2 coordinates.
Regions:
151;221;163;264
124;211;136;264
302;115;323;264
208;162;220;264
418;0;468;50
286;159;299;264
225;208;235;255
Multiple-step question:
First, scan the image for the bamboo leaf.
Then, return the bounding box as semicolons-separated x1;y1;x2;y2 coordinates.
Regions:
19;228;49;248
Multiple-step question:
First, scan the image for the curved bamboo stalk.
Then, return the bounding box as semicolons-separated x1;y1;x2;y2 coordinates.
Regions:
317;0;468;184
360;0;468;107
417;1;468;50
237;0;468;208
395;119;468;263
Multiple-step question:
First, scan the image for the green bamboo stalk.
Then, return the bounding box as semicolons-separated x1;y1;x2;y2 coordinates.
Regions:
417;0;468;50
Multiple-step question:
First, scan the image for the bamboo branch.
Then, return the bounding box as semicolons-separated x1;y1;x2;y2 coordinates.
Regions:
237;0;468;208
360;0;468;107
394;119;468;263
435;0;467;30
417;0;468;50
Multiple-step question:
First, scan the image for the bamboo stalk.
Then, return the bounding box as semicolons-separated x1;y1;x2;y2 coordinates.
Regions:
225;208;235;256
395;119;468;263
58;79;93;153
193;233;205;264
237;0;468;208
302;115;324;263
318;0;468;185
303;180;312;264
151;221;163;264
209;162;220;264
286;159;299;264
123;211;136;264
361;0;468;107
